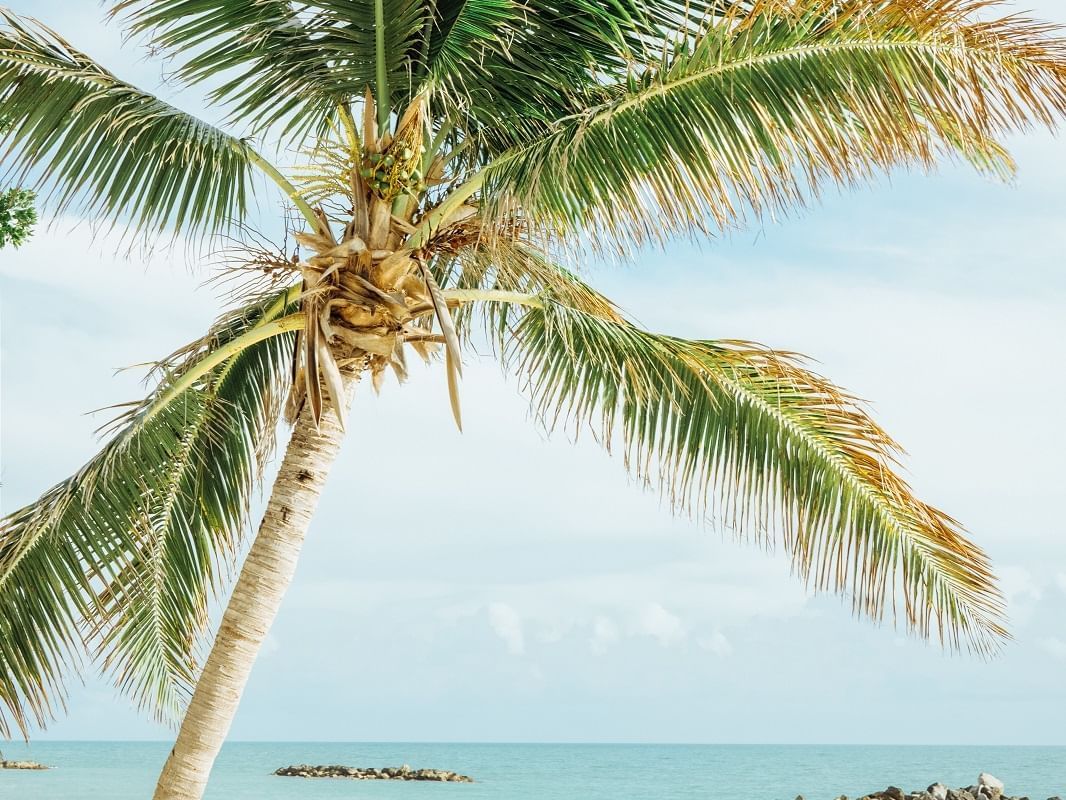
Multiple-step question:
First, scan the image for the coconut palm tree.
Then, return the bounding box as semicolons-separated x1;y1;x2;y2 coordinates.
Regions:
2;0;1065;797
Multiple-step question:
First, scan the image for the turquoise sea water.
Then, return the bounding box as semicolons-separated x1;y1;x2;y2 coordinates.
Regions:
1;743;1063;800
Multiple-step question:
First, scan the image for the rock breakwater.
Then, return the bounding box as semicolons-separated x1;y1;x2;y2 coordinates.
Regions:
0;760;48;770
274;763;473;782
809;774;1059;800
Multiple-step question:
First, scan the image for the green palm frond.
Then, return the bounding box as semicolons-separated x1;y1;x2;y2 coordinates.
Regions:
0;284;300;736
0;10;262;238
111;0;733;147
113;0;430;138
480;0;1066;250
471;247;1005;653
111;0;343;138
425;0;515;84
425;0;707;154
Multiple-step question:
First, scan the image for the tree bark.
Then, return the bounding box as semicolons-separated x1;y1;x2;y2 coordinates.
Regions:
152;374;357;800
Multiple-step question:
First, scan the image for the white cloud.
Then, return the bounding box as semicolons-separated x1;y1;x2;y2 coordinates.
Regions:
1055;573;1066;594
633;603;686;647
697;631;733;658
487;603;525;656
1038;637;1066;661
589;616;620;655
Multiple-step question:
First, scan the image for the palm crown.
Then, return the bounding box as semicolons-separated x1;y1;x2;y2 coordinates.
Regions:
2;0;1065;784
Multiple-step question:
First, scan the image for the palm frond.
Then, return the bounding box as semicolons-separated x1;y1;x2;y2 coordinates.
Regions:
480;0;1066;251
425;0;515;84
432;235;622;340
112;0;338;138
0;10;259;238
113;0;430;138
0;284;300;735
477;249;1005;654
425;0;699;155
113;0;739;148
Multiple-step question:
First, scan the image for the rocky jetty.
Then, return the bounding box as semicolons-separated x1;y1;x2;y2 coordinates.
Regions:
274;763;473;782
0;759;49;770
813;774;1059;800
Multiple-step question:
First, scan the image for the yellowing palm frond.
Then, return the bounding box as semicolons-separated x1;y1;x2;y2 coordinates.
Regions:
482;0;1066;250
470;254;1006;654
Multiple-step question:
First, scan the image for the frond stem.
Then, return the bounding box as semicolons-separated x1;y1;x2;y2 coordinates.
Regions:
581;37;1052;128
144;314;305;426
241;145;319;231
442;289;542;308
407;171;485;249
424;119;454;174
374;0;390;135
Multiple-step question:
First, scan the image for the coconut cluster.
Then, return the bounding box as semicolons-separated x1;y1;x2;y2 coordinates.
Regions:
359;145;427;198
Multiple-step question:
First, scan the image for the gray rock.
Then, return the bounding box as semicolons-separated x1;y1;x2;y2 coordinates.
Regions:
930;784;949;800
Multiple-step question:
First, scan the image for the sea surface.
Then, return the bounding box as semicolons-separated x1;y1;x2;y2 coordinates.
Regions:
1;743;1063;800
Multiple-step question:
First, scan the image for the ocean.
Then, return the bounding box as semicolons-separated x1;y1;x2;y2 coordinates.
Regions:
1;743;1063;800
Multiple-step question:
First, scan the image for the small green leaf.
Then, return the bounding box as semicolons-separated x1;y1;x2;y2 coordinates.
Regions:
0;187;37;250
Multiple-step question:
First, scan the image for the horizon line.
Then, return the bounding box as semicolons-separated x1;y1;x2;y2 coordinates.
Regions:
11;740;1066;747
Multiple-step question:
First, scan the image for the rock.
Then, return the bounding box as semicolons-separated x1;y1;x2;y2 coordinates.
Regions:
886;787;907;800
980;775;1005;799
930;784;949;800
0;760;49;770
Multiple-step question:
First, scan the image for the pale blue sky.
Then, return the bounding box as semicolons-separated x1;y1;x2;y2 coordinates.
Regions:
2;0;1065;745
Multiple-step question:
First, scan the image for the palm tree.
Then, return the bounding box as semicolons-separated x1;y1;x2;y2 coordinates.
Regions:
2;0;1065;796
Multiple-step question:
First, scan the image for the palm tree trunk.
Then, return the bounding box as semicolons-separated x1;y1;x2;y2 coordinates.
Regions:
151;374;357;800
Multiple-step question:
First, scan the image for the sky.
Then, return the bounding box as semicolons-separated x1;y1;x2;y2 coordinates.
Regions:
1;0;1065;746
